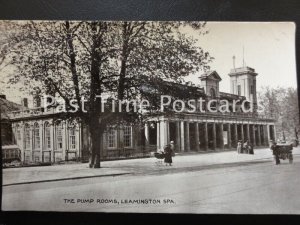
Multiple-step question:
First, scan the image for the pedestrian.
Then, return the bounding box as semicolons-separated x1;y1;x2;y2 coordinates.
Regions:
270;140;280;165
244;140;249;154
237;140;242;154
170;140;175;154
164;143;173;166
249;142;254;154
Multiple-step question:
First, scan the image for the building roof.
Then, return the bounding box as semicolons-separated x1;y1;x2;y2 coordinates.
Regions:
199;70;222;81
228;66;257;77
219;92;246;101
140;76;206;99
0;97;27;120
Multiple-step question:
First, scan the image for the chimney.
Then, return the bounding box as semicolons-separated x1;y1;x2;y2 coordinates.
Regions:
21;98;28;108
0;94;6;99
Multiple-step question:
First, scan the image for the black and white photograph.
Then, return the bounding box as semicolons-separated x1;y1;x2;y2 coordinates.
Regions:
0;20;299;214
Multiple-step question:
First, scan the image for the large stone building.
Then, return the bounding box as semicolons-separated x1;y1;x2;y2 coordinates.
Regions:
7;65;276;163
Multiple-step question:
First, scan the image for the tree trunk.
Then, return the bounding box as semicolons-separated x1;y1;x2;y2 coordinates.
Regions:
88;22;105;168
88;118;102;168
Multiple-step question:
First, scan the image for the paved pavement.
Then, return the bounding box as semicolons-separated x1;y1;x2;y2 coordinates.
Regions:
3;147;300;186
2;147;300;214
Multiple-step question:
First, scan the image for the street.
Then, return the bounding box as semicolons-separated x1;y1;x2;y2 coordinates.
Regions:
2;148;300;214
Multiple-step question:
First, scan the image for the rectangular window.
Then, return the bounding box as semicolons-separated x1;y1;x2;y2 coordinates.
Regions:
34;131;40;149
108;129;117;148
69;129;76;150
123;126;132;147
56;126;63;150
25;129;31;150
34;125;40;149
45;129;51;149
237;85;241;96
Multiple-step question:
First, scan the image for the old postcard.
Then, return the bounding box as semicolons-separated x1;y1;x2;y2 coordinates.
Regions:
0;21;299;213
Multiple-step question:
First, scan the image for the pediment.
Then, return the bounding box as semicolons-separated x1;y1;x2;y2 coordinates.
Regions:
199;70;222;81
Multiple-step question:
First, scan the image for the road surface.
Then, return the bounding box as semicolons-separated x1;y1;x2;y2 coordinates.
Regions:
2;153;300;214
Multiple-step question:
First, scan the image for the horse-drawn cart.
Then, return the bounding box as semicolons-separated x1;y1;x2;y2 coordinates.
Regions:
271;142;293;165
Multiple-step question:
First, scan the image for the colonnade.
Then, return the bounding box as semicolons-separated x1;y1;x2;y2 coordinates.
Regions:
144;119;276;152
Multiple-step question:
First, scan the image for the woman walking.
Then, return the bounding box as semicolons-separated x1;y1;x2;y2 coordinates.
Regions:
164;144;173;166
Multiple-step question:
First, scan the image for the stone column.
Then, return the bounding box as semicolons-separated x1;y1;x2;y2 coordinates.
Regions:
180;121;185;152
195;122;200;151
227;123;232;149
257;125;261;146
246;123;250;142
212;123;216;150
241;124;244;143
185;122;190;152
144;123;149;147
175;121;180;152
263;125;268;146
261;125;265;146
252;124;256;146
52;121;56;162
220;123;224;149
273;125;277;141
267;124;271;142
160;120;169;149
40;122;44;162
159;121;165;149
234;123;238;147
204;122;208;151
166;120;170;145
156;121;160;151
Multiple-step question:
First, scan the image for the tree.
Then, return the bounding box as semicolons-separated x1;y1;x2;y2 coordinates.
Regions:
4;21;212;168
258;86;300;141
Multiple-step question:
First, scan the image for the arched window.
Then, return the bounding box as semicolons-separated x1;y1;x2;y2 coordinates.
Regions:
56;122;63;150
33;123;40;149
24;124;31;150
44;122;51;149
69;126;76;150
210;88;216;98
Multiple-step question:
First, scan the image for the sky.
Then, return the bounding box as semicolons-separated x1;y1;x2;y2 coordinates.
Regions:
184;22;297;92
0;21;297;106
